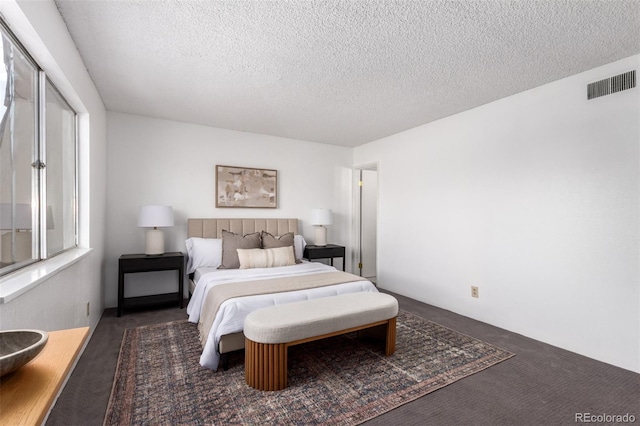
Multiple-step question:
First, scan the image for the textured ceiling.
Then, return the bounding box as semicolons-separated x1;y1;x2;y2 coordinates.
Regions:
54;0;639;147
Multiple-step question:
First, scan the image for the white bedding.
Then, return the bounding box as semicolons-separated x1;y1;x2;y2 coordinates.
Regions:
186;262;378;370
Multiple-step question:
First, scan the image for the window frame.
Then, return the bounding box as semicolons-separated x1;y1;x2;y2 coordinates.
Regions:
0;18;79;278
42;75;79;258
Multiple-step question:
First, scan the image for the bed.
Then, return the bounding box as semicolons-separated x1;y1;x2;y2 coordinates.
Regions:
185;218;378;371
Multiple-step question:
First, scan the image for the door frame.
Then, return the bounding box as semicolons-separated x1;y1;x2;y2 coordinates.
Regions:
352;163;378;281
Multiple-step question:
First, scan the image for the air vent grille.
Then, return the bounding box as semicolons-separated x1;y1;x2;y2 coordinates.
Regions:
587;70;636;100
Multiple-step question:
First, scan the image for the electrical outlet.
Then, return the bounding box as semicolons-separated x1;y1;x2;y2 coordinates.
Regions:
471;286;479;298
86;302;90;316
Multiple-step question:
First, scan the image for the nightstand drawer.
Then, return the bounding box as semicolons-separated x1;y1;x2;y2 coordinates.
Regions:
119;253;183;273
303;244;346;271
304;245;345;259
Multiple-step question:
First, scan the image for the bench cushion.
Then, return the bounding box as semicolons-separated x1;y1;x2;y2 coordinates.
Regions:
244;292;398;344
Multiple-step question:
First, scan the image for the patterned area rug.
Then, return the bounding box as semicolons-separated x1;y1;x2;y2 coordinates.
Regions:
105;310;514;425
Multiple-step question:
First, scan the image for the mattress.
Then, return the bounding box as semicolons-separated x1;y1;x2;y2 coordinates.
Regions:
186;262;377;370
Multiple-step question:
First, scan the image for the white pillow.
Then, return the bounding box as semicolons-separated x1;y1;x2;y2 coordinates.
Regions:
185;237;222;274
237;246;297;269
293;234;306;260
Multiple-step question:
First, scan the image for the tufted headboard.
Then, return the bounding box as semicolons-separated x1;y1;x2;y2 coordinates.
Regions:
187;218;298;238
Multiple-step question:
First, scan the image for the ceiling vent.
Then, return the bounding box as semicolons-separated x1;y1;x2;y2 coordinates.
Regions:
587;70;636;100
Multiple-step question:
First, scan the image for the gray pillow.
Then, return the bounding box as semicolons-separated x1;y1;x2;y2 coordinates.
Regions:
218;230;261;269
261;231;300;262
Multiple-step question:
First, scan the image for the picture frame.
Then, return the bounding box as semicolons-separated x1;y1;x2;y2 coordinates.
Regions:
215;165;278;208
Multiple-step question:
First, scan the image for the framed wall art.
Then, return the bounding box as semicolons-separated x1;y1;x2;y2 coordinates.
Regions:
215;165;278;208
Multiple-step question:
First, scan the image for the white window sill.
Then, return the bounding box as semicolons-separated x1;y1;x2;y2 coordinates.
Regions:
0;247;93;304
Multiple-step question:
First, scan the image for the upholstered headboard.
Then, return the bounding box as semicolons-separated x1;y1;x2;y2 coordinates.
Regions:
187;218;298;238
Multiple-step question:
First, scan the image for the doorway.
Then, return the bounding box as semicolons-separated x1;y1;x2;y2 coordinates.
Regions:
355;165;378;284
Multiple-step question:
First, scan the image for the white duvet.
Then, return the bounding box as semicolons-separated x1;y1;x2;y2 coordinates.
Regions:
186;262;378;370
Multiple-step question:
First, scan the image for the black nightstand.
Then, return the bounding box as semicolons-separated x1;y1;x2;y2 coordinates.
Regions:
118;252;184;317
303;244;346;271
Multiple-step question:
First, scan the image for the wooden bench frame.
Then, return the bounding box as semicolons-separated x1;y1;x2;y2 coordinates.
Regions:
245;316;397;391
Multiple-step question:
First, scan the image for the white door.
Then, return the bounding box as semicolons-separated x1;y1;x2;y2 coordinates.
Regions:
359;167;377;282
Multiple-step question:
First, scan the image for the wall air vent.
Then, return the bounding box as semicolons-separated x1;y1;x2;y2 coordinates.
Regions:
587;70;636;100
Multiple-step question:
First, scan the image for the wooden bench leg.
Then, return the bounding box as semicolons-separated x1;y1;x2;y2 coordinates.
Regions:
356;317;397;355
245;338;287;391
385;317;397;356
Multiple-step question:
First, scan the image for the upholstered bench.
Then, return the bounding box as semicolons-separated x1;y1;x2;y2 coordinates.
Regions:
244;292;399;391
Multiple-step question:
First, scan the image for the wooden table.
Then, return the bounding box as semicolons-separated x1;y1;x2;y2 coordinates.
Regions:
0;326;89;425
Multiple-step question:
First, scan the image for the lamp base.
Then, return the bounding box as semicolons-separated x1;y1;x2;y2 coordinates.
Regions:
145;228;165;255
314;226;327;246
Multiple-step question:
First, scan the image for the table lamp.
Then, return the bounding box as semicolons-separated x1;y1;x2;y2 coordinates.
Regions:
310;208;333;247
137;205;174;255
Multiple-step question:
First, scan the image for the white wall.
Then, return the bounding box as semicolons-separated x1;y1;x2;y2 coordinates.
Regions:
0;1;107;331
354;55;640;373
105;112;353;307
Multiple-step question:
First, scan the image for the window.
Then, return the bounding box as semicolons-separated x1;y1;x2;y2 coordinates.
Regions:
45;79;77;257
0;20;77;277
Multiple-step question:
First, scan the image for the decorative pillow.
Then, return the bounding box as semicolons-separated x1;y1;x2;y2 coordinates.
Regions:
261;231;294;249
237;246;297;269
218;230;261;269
185;238;222;274
293;234;306;261
261;231;302;263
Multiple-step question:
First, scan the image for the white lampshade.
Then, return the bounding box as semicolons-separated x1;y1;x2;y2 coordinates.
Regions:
137;205;174;255
137;205;174;228
310;208;333;226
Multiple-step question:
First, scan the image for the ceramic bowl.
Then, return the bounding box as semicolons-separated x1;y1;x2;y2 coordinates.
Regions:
0;329;49;377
